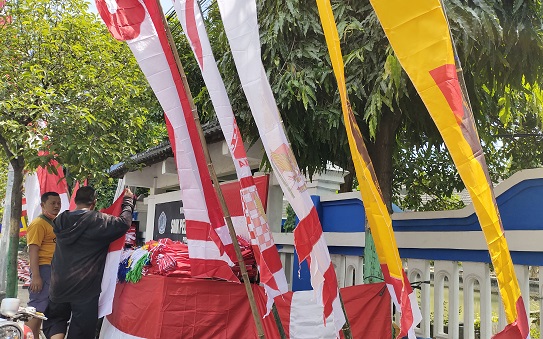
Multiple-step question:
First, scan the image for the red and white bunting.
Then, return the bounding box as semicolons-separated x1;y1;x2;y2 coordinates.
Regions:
96;0;237;282
172;0;288;315
216;0;345;333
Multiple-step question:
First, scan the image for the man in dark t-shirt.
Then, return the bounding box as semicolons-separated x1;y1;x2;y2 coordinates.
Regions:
43;186;134;339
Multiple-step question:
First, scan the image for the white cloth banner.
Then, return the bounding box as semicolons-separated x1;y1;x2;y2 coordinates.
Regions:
172;0;288;315
216;0;345;333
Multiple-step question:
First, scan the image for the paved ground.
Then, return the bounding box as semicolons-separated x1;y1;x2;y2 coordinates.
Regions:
17;282;29;307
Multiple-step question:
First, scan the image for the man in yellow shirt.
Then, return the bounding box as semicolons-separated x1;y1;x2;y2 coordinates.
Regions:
26;191;62;338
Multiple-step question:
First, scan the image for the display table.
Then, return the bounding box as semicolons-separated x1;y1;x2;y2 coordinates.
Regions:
100;276;391;338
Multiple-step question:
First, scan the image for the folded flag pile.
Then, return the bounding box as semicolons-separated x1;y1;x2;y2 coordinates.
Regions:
17;258;31;288
118;237;258;284
230;236;258;283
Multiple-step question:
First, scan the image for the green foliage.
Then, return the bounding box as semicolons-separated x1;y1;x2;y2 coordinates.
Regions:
394;143;466;211
92;178;118;211
444;0;543;182
0;154;7;217
531;312;540;339
283;204;296;233
158;0;543;212
392;0;543;210
163;0;543;212
0;0;164;183
166;7;216;124
0;0;165;292
18;235;26;251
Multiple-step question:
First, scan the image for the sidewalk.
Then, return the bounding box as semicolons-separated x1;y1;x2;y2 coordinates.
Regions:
17;282;29;307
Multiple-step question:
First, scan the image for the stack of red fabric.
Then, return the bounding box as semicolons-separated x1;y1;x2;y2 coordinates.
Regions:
231;236;258;283
146;238;191;278
17;258;31;287
143;237;257;282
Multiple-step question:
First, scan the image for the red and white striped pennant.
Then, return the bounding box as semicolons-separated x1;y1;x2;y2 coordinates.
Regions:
96;0;237;282
172;0;288;315
216;0;345;334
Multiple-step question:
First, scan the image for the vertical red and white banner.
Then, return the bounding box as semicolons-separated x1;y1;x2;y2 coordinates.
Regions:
216;0;345;333
98;193;127;318
24;158;70;222
172;0;288;315
96;0;237;282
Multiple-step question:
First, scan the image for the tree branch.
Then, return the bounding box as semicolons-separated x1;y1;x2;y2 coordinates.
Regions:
0;132;15;160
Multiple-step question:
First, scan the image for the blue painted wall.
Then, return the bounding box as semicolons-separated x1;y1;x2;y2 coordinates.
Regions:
289;178;543;291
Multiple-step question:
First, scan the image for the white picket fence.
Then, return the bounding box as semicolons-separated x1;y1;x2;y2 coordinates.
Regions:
275;245;540;339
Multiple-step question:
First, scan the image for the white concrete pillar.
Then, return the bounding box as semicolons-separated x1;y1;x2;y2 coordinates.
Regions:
266;171;285;233
434;260;460;339
462;262;491;339
408;259;431;338
305;167;348;197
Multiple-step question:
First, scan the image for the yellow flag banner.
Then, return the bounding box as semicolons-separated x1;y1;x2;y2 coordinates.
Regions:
369;1;529;337
315;0;421;337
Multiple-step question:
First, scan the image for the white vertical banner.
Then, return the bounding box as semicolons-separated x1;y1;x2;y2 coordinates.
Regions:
171;0;288;315
216;0;345;333
96;0;238;283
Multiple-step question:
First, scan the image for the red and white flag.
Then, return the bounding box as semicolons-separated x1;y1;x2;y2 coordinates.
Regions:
98;194;127;318
96;0;237;282
216;0;345;333
99;278;391;339
172;0;288;315
0;0;12;26
24;158;70;222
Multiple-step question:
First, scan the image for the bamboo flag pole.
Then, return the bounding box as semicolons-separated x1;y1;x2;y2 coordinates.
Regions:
155;1;266;337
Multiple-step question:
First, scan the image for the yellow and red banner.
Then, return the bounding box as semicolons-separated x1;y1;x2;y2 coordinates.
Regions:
315;1;421;337
369;1;528;337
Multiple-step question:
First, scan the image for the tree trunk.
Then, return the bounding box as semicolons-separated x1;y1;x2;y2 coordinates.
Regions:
339;160;354;193
364;106;402;283
0;133;25;298
6;156;24;298
367;106;402;211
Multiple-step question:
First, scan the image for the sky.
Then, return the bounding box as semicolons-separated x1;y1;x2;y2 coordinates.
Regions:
86;0;173;14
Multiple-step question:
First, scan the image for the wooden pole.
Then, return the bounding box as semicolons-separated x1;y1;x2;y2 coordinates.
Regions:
339;293;353;339
271;304;287;339
155;2;266;337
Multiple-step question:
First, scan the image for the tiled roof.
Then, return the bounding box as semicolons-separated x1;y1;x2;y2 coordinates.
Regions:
109;119;223;178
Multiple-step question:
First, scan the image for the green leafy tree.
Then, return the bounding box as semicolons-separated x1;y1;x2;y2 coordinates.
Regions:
0;154;7;218
0;0;162;297
394;0;543;210
206;0;543;212
161;1;543;210
178;0;543;282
